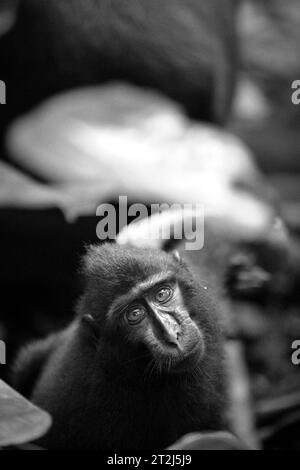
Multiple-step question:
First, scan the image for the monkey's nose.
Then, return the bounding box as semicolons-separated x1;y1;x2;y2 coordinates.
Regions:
153;310;182;349
162;323;183;351
165;330;181;348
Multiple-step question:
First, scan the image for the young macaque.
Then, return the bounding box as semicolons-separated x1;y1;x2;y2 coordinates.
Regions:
13;243;227;450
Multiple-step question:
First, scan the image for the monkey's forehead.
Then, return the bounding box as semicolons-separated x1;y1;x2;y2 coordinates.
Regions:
85;244;178;279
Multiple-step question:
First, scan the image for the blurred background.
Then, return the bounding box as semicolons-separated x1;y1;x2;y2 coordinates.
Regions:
0;0;300;450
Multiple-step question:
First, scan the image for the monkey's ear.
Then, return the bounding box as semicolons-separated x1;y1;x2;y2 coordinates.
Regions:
172;250;181;263
81;314;100;340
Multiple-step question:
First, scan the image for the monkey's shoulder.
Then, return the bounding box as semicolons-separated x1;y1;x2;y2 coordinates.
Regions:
12;331;64;398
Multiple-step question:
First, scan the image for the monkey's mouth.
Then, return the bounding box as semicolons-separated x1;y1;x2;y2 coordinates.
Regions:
147;338;204;375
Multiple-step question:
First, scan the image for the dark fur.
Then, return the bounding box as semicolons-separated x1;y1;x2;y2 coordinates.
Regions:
13;243;227;450
1;0;238;126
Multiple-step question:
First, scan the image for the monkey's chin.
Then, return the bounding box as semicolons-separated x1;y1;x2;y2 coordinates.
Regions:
151;341;204;375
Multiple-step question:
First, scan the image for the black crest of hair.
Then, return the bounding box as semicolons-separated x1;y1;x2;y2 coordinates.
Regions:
13;243;227;450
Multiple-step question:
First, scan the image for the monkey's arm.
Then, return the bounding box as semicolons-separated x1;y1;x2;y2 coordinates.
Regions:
13;334;59;398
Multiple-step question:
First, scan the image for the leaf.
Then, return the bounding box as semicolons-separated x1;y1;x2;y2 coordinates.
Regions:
167;432;252;450
0;379;52;448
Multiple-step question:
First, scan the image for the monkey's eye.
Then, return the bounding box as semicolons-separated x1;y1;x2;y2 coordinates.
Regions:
155;286;173;304
126;306;146;325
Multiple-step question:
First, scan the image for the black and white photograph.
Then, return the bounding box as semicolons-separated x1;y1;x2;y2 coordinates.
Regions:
1;0;300;455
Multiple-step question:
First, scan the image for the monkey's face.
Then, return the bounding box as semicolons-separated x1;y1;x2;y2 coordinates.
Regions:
79;244;212;376
106;274;205;373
